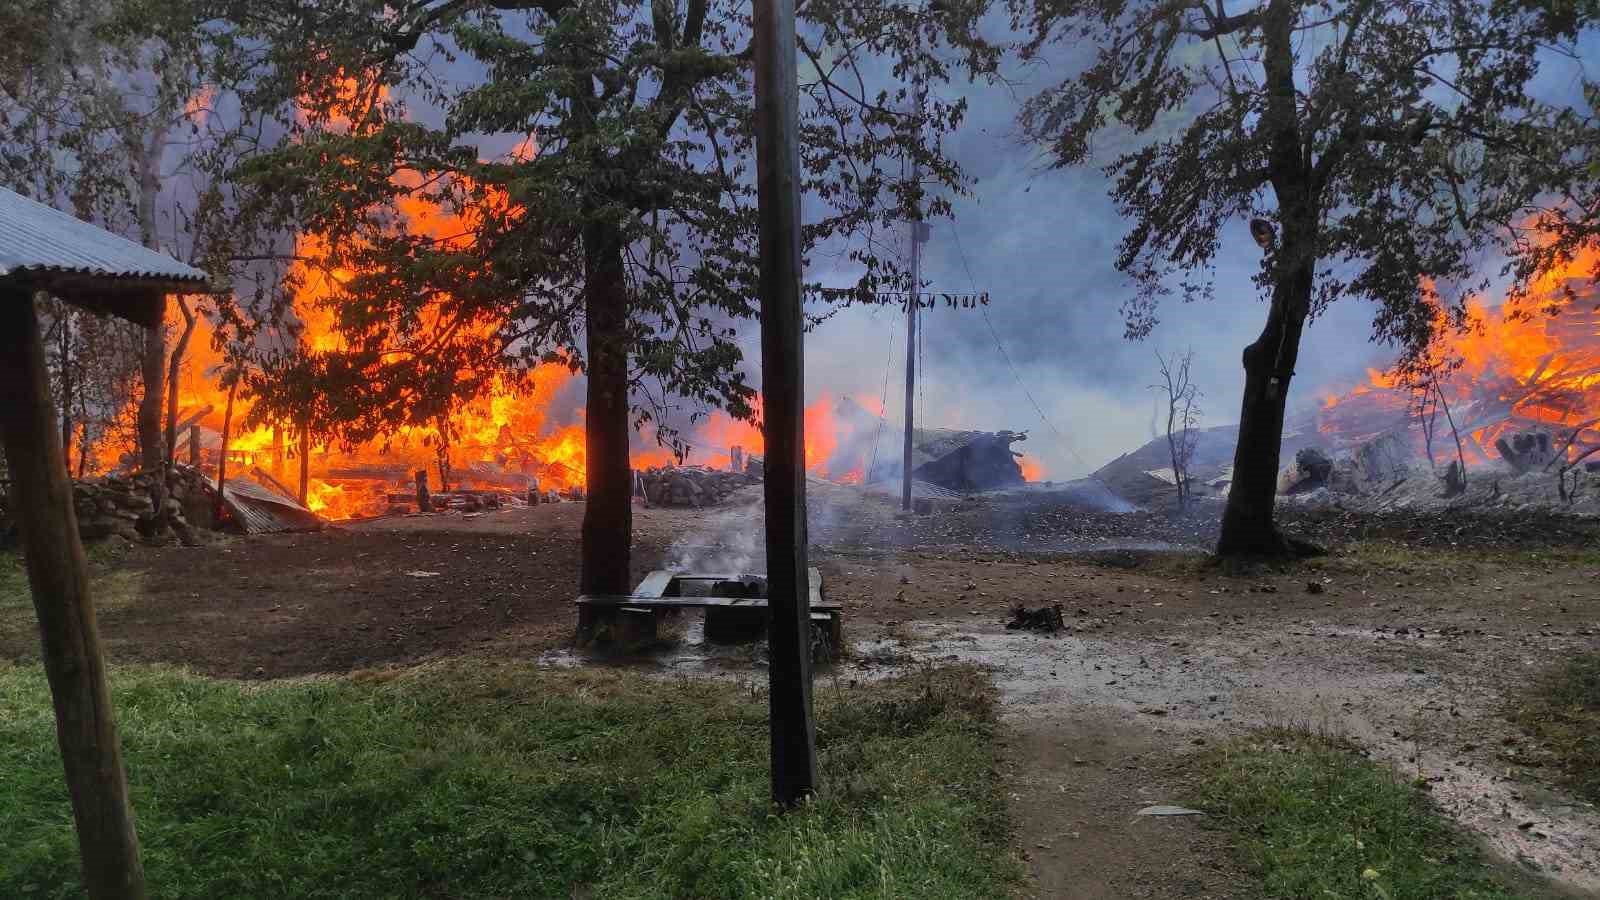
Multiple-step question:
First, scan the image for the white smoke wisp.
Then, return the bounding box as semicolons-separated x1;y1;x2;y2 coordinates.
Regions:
663;501;765;574
658;481;860;575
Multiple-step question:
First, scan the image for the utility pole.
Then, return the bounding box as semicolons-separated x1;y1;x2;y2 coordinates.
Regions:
901;73;929;512
753;0;818;807
901;216;926;511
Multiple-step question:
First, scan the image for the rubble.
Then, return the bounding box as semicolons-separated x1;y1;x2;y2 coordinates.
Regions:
1278;447;1336;494
1006;603;1067;634
637;465;761;508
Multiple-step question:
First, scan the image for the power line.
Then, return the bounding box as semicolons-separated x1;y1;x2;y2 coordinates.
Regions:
947;224;1100;479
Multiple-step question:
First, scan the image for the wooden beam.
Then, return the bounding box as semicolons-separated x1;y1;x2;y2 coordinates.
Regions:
753;0;818;808
0;287;147;899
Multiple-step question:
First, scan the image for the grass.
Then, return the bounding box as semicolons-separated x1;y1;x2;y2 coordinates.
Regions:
1193;728;1517;900
1509;653;1600;804
0;546;144;639
0;550;27;609
0;660;1016;899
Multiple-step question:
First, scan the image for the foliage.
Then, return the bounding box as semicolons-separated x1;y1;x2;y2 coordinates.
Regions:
1011;0;1590;364
1509;652;1600;803
0;0;281;471
0;660;1017;898
214;0;1002;447
1194;728;1518;899
35;298;148;475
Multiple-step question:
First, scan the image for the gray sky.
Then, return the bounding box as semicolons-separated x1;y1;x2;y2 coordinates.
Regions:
788;22;1599;480
432;13;1598;479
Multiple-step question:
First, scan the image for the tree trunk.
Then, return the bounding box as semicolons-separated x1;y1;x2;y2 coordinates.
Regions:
77;421;90;479
578;220;633;634
0;288;148;899
163;297;197;469
1216;0;1321;559
135;118;169;500
59;310;73;461
1216;260;1314;556
137;317;165;475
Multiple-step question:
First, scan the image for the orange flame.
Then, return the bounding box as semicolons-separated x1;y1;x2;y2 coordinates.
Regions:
1018;456;1045;482
1318;243;1600;464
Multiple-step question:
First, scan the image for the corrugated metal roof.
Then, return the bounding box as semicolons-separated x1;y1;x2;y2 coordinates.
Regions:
0;187;209;285
204;475;325;535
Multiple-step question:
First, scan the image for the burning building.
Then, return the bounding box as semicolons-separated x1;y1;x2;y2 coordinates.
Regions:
1316;253;1600;473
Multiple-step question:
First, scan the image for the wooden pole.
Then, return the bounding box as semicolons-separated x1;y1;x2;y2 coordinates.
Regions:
753;0;818;807
901;225;920;511
0;286;148;899
900;77;928;512
297;424;311;507
215;380;237;522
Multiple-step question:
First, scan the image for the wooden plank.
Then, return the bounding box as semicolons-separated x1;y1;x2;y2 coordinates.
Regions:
0;286;147;899
634;571;676;598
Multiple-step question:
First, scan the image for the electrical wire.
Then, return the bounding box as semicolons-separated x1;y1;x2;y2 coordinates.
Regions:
948;223;1106;481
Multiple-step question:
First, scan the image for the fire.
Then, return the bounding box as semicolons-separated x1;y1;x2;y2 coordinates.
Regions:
1318;244;1600;466
83;78;878;518
1018;456;1045;482
86;81;604;519
689;392;855;480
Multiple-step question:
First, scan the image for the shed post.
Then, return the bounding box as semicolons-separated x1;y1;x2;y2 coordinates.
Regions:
0;286;148;899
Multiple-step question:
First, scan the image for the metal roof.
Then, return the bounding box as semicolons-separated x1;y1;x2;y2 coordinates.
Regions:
0;186;209;286
204;475;325;535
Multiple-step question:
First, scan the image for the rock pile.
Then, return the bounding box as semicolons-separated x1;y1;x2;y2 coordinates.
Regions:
638;465;760;507
70;466;219;545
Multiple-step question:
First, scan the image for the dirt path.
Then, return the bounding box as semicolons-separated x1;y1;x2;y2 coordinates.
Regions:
1001;712;1251;898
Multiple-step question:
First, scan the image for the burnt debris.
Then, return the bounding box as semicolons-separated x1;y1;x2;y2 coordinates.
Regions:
1006;603;1066;634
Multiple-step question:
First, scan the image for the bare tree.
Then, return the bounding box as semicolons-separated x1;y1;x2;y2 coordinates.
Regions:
1151;349;1202;510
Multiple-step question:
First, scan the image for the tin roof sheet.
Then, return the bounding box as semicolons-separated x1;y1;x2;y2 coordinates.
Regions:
0;187;209;286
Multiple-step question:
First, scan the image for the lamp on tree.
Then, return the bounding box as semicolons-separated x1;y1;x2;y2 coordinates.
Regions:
1249;218;1276;252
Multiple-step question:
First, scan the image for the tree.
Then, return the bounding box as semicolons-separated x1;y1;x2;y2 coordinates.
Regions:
221;0;1000;599
1151;349;1200;509
1;0;259;497
37;299;148;476
1013;0;1589;555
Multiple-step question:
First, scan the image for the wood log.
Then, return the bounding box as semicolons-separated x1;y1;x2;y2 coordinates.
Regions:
0;287;147;899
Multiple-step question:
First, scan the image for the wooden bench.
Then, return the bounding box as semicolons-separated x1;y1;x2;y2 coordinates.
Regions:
576;568;842;653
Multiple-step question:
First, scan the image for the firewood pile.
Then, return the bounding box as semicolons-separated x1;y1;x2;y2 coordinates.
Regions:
638;465;761;507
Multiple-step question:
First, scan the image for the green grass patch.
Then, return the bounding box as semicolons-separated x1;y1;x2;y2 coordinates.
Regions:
0;660;1016;899
0;547;143;642
1509;653;1600;804
0;550;27;610
1193;729;1517;899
